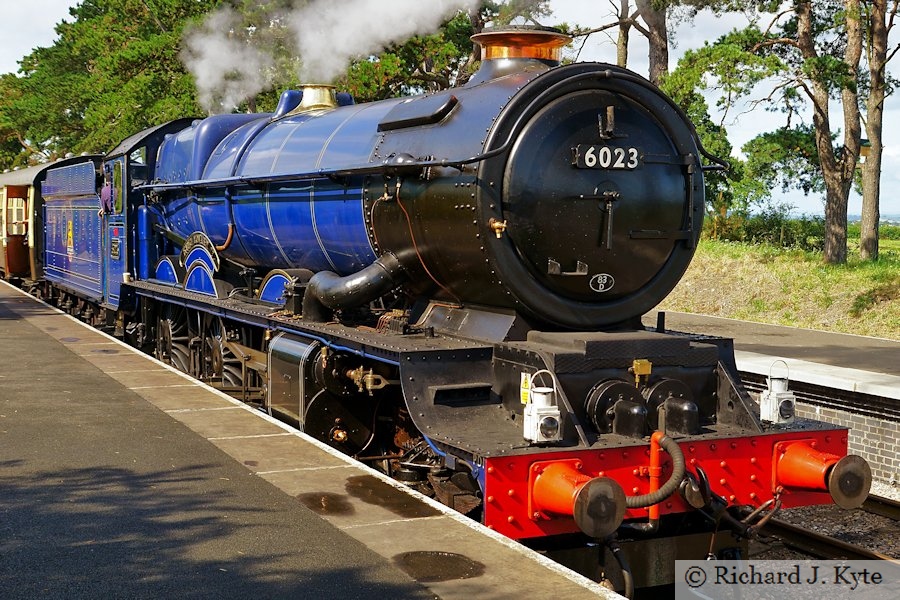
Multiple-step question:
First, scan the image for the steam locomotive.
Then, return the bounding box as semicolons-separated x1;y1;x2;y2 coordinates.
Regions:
4;27;871;593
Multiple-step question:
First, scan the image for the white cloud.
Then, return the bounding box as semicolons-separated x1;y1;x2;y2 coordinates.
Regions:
0;1;75;74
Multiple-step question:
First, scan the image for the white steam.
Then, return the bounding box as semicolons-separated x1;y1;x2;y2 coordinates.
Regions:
181;8;274;113
290;0;481;83
182;0;480;113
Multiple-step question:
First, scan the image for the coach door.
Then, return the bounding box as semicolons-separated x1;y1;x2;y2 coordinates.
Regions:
2;185;30;278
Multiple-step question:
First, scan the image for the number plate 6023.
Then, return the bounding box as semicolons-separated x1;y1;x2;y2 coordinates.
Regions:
572;145;641;170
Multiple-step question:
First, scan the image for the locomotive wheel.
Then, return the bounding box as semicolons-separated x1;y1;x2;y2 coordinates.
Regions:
200;314;245;388
156;304;190;373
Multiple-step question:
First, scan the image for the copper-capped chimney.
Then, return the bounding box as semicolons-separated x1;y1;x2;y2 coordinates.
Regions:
468;25;571;85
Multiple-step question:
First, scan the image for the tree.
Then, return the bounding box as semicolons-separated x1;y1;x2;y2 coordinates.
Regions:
859;0;899;260
5;16;96;159
667;2;867;263
78;0;221;150
573;0;669;84
661;27;788;236
635;0;670;85
741;125;824;198
572;2;774;86
178;2;548;111
337;11;482;102
0;74;42;165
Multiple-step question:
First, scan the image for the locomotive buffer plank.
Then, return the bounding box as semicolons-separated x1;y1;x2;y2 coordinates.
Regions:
0;281;617;600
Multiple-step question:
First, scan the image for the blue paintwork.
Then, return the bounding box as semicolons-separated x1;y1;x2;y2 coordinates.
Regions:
258;272;291;304
104;220;127;308
42;162;103;301
136;205;155;280
154;256;182;284
183;245;216;272
156;99;409;276
184;262;218;297
203;121;272;180
156;114;268;184
41;161;97;197
44;197;103;300
103;156;128;309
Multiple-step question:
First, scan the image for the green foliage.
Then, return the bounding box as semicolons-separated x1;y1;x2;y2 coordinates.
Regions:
881;224;900;241
662;4;885;261
0;1;564;163
704;201;827;253
494;0;552;25
661;25;799;230
848;222;900;241
665;27;785;115
659;68;734;171
336;2;555;102
338;12;476;102
741;208;826;252
0;74;32;165
741;125;824;197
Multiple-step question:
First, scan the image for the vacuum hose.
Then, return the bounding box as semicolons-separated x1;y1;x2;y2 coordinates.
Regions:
625;433;685;509
616;433;686;536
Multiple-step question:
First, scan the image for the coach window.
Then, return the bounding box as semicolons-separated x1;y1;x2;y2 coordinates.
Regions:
10;196;26;235
4;190;26;236
113;161;124;214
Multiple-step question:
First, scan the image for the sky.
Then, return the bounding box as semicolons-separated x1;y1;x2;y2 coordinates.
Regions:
1;0;898;216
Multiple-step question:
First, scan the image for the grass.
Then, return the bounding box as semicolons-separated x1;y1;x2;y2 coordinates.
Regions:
656;238;900;340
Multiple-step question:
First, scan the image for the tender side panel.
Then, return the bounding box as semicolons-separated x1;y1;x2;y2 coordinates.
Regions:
44;195;102;299
43;162;102;301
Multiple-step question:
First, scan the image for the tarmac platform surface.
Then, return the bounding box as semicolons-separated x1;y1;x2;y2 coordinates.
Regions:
0;281;612;600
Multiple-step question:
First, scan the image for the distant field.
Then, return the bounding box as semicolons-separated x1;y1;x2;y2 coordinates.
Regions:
880;238;900;255
657;238;900;340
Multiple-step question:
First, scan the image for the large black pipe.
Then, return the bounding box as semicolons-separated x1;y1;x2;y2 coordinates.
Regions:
302;252;406;322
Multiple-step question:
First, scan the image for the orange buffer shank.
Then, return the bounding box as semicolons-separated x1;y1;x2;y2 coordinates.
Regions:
774;441;871;509
530;460;627;539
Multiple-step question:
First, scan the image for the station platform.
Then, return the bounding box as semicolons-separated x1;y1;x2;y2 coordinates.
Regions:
0;281;614;599
643;311;900;401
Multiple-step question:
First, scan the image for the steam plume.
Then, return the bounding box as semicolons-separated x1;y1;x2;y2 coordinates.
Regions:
181;0;480;113
290;0;481;83
181;8;274;113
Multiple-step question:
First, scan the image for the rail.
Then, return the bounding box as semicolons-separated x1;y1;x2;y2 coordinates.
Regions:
761;508;895;561
862;494;900;522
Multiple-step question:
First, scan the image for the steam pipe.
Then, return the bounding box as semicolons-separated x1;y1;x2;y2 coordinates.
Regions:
302;252;406;322
215;187;234;252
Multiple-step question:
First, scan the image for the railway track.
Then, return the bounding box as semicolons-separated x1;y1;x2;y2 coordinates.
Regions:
759;495;899;561
862;494;900;522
